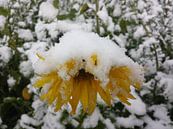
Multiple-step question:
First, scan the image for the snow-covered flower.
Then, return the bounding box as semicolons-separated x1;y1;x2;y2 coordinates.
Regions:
33;30;143;114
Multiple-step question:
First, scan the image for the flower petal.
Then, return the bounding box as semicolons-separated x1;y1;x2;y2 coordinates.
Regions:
80;80;89;112
70;80;81;114
95;81;111;105
88;80;97;114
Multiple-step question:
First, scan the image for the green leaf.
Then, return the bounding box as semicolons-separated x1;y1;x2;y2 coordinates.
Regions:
0;97;32;128
57;9;77;20
53;0;59;9
80;3;89;14
0;7;10;16
119;19;127;33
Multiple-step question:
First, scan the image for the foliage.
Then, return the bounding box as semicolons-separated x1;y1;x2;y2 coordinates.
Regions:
0;0;173;129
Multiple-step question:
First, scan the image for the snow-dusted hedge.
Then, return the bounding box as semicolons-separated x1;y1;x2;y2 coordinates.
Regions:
0;0;173;129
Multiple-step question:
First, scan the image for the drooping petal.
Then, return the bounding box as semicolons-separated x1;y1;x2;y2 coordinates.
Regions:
133;81;141;90
70;80;81;114
88;80;97;114
34;72;58;88
109;66;131;80
65;59;76;71
117;92;131;105
80;80;89;112
95;81;111;105
55;93;64;111
59;78;74;103
115;78;131;92
34;76;53;88
55;79;74;111
48;79;62;104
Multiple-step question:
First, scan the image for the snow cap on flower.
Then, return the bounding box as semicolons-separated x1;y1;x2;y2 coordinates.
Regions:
33;30;144;114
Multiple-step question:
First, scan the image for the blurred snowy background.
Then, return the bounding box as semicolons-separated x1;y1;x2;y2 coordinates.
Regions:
0;0;173;129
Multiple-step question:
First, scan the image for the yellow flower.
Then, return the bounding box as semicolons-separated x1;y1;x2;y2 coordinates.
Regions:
34;54;142;114
33;30;143;114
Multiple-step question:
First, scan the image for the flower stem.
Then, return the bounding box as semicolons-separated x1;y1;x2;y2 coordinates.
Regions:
95;0;100;34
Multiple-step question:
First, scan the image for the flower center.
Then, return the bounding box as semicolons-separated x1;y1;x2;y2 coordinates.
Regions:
74;69;94;81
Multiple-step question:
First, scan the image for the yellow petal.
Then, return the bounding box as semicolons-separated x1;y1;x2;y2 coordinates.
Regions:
115;78;131;92
133;82;141;90
59;79;73;102
48;79;61;104
34;72;58;88
95;81;111;105
88;80;97;114
40;79;58;104
109;66;131;80
65;59;76;71
34;76;52;88
70;80;81;114
106;82;113;91
127;93;136;99
55;94;64;111
90;54;98;66
36;53;45;61
117;92;131;105
40;93;47;100
44;88;54;104
80;80;89;112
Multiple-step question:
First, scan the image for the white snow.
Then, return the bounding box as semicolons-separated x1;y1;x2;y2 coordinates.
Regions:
7;76;16;88
125;87;146;116
113;2;121;17
0;46;12;66
35;20;92;40
42;110;65;129
17;29;33;41
149;104;171;122
34;30;143;87
82;108;100;128
143;37;158;46
18;21;26;27
0;0;9;8
137;0;146;11
19;41;48;66
19;60;33;77
163;78;173;102
1;0;173;129
116;115;144;128
97;6;114;32
113;34;127;48
97;6;109;24
163;59;173;74
134;26;146;39
35;21;47;40
0;117;7;129
0;15;6;30
143;116;173;129
54;20;92;33
145;121;173;129
39;2;58;21
71;119;79;128
144;60;157;75
31;99;47;121
157;72;173;102
103;119;114;129
19;0;31;4
20;114;40;129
